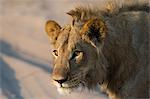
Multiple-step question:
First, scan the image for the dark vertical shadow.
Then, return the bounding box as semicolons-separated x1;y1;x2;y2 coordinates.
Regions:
128;7;149;98
137;10;149;98
0;40;52;73
0;57;24;99
138;10;149;64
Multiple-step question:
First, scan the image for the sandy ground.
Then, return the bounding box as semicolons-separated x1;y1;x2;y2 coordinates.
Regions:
0;0;108;99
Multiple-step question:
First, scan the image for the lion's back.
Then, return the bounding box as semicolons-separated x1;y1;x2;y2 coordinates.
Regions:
109;11;149;62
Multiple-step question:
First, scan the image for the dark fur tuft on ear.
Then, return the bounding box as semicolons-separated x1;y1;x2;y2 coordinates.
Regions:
81;18;107;46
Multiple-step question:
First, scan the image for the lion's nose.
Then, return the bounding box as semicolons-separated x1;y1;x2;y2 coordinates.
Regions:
52;67;69;84
54;77;68;84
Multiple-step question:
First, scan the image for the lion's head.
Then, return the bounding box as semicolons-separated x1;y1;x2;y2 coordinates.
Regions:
45;17;108;94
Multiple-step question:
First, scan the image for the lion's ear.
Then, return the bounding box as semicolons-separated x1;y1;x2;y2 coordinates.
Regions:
81;18;107;46
45;20;61;45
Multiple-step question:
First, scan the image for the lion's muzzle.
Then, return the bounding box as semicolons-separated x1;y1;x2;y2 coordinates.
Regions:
52;66;69;85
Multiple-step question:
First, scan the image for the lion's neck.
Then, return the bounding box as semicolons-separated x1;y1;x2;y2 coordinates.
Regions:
99;23;138;97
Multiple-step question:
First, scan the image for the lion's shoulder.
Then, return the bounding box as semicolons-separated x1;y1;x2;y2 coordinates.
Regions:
108;11;149;55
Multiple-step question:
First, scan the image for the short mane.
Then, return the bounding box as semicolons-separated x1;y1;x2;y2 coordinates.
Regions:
67;0;149;22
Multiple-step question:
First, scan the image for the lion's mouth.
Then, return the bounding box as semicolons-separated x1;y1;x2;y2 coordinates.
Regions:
62;83;79;88
56;82;80;95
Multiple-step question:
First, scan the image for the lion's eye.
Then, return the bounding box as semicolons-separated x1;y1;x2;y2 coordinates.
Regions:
53;50;58;57
71;50;83;60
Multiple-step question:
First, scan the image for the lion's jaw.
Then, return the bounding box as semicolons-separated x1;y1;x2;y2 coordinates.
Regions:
52;56;106;95
56;85;73;95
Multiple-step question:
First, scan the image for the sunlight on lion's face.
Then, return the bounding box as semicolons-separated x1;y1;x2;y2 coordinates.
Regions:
45;19;107;95
51;25;100;94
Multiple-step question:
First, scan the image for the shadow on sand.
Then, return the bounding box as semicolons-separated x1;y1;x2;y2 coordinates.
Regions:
0;40;52;73
0;40;52;99
0;57;24;99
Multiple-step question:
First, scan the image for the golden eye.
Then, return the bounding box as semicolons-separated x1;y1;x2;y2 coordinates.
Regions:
74;51;81;56
53;50;58;56
71;50;83;60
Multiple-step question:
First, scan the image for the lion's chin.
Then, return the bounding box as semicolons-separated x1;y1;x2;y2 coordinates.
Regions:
53;81;81;95
56;84;82;95
57;87;73;95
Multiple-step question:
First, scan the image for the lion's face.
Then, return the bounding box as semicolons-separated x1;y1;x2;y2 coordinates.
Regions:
45;18;107;94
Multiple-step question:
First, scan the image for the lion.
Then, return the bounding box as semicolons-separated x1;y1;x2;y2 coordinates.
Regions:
45;0;149;99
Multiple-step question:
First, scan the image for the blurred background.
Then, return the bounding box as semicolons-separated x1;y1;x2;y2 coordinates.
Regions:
0;0;108;99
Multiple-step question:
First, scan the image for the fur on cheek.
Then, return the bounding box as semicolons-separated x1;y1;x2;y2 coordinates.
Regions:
85;59;107;89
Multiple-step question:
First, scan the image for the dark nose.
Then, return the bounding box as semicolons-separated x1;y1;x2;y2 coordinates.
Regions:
54;77;68;84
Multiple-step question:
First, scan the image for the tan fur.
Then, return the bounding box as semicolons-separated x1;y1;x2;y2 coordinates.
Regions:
45;0;149;98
